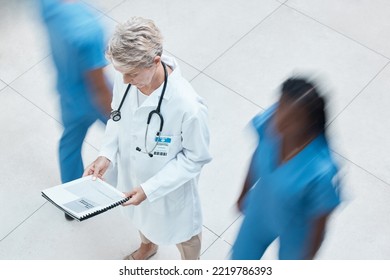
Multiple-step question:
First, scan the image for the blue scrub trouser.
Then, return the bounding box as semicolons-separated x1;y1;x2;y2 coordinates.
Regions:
232;215;310;260
59;113;106;183
231;216;277;260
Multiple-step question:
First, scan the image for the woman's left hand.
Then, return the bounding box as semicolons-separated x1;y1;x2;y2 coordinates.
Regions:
122;186;147;206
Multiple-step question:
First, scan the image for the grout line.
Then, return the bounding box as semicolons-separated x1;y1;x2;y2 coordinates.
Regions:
283;3;390;61
200;238;219;257
217;215;242;246
202;214;242;253
81;0;101;13
6;84;100;152
0;78;7;85
80;0;120;24
189;72;202;83
331;149;390;188
105;0;127;15
203;224;221;238
0;203;47;243
102;10;120;24
147;3;284;76
200;229;233;257
7;54;51;86
8;84;63;126
327;61;390;128
0;86;8;94
201;3;284;73
163;49;204;73
200;225;221;256
202;72;265;111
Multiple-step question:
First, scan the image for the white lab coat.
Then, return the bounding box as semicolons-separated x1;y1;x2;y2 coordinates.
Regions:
99;56;212;245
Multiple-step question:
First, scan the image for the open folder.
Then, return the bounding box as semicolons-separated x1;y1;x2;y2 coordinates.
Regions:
41;176;129;221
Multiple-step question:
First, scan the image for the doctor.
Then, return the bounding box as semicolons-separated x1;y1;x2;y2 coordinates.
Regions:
83;17;212;260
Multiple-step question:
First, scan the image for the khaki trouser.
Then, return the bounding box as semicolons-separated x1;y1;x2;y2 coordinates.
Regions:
140;231;202;260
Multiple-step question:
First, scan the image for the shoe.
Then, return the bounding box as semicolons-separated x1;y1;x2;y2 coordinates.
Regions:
124;244;158;260
65;213;75;221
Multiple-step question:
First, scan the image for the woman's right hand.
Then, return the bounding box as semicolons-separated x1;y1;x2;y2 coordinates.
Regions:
83;156;111;180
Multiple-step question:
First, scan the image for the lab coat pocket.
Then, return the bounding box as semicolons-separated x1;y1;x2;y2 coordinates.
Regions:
150;187;185;214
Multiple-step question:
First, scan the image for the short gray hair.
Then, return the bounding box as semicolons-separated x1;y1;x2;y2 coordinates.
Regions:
106;16;163;71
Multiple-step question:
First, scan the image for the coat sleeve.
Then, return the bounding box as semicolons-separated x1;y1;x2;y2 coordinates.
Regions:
141;103;212;202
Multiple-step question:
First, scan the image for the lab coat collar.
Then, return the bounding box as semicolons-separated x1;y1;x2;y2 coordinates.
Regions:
136;55;181;108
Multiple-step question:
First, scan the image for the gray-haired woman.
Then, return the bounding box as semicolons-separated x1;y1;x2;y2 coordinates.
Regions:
84;17;212;260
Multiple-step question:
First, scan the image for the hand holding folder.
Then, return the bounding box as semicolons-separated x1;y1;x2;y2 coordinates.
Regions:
41;175;129;221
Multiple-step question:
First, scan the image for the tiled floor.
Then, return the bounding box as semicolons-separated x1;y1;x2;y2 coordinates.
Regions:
1;0;389;260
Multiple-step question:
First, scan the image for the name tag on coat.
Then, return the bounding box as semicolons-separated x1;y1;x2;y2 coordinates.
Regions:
153;136;172;156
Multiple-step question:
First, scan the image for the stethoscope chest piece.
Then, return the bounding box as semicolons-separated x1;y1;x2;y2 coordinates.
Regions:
110;110;121;122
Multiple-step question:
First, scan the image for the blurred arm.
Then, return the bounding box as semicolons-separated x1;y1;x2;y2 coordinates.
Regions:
237;157;255;212
305;214;329;259
86;67;112;117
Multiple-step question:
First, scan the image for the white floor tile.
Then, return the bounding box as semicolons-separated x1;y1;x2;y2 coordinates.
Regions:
164;51;200;81
0;203;138;260
191;74;260;235
287;0;390;58
220;216;243;245
204;5;388;120
328;63;390;184
0;87;101;241
0;1;49;84
1;161;219;260
82;0;124;14
0;87;63;240
108;0;281;70
0;80;6;91
201;228;219;255
316;163;390;259
201;238;232;260
0;201;217;260
98;13;120;43
10;57;60;121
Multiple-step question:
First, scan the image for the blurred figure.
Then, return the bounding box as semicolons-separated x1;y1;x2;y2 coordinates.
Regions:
39;0;112;220
232;77;340;260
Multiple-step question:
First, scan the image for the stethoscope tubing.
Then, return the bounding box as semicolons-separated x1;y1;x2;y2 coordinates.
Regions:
110;61;169;157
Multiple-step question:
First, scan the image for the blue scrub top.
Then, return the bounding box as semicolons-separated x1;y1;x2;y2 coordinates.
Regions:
40;0;107;123
241;105;340;259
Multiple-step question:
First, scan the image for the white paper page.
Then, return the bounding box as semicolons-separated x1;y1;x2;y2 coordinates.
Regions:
42;176;126;217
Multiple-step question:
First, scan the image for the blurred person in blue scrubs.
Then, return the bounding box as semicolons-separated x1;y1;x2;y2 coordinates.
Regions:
39;0;112;220
232;77;340;260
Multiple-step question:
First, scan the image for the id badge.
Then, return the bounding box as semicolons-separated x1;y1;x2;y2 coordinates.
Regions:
153;136;171;156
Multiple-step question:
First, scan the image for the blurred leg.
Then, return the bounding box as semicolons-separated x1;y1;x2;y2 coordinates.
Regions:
59;116;95;183
231;217;275;260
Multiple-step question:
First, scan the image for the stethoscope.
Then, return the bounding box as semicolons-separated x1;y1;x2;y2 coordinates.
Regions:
110;61;168;157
